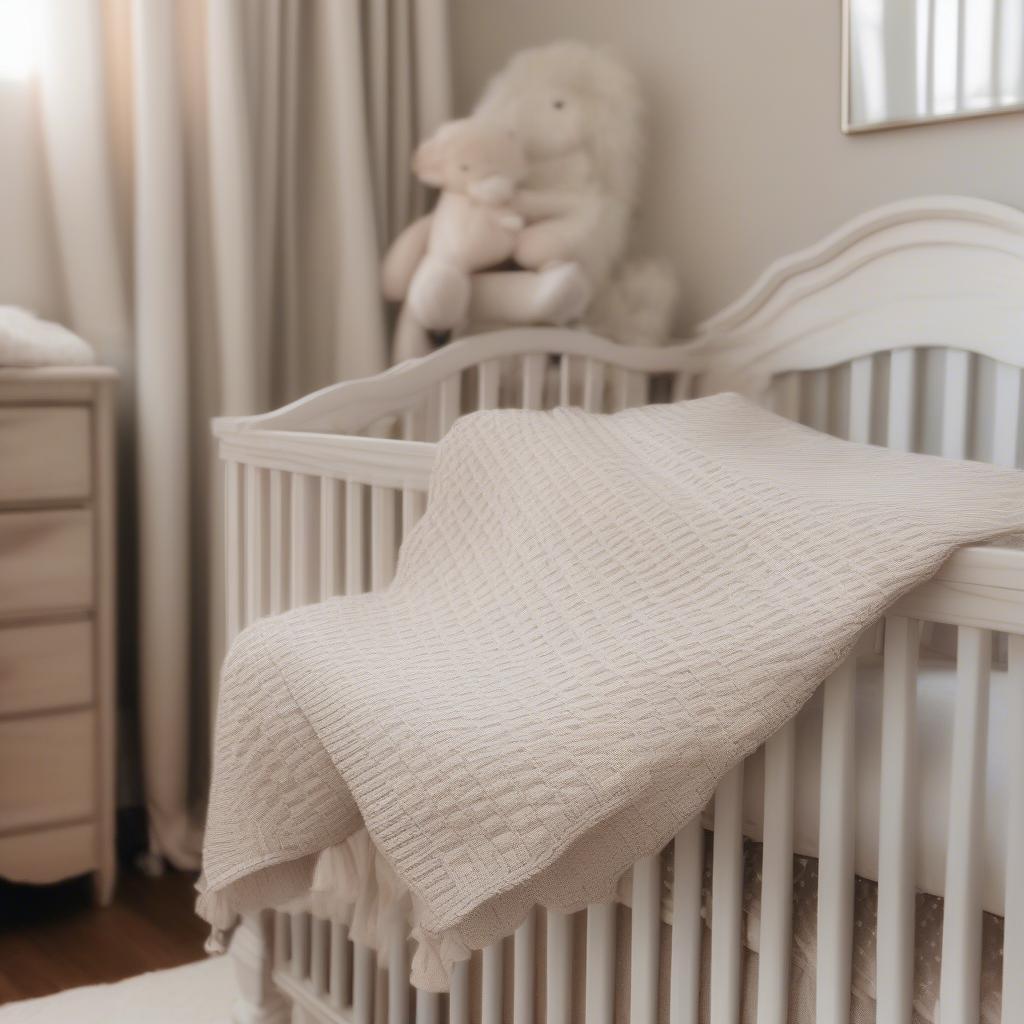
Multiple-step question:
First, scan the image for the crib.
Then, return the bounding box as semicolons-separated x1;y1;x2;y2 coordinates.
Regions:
212;196;1024;1024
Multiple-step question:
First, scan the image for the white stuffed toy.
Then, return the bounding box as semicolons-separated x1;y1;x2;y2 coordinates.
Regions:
386;42;677;361
383;116;592;334
384;118;525;331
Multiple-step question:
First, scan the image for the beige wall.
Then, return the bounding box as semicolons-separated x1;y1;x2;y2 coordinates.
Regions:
451;0;1024;332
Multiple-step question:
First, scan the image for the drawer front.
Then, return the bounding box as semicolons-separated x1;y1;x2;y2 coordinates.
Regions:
0;406;91;504
0;509;93;617
0;822;97;884
0;710;95;832
0;619;93;716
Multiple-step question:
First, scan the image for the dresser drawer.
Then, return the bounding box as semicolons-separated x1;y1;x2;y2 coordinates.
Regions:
0;619;93;716
0;509;93;617
0;406;91;504
0;822;97;884
0;710;95;832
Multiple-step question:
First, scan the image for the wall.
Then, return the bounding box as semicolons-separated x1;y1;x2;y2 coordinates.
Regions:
451;0;1024;332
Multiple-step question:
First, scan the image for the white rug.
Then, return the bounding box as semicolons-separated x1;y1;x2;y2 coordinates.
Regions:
0;956;236;1023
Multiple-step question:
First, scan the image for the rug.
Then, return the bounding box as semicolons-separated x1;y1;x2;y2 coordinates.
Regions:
0;956;235;1023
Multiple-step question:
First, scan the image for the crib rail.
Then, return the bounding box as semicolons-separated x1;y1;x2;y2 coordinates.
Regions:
768;349;1024;469
215;327;703;440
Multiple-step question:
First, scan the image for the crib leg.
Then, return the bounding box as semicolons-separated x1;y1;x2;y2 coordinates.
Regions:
230;911;290;1024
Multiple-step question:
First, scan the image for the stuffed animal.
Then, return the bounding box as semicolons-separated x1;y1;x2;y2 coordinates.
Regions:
474;41;677;348
384;42;677;361
382;118;530;331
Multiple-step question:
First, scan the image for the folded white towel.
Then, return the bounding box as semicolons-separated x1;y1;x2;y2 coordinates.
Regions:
0;306;94;367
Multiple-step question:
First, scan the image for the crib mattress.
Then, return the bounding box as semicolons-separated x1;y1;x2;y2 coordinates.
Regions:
732;655;1013;915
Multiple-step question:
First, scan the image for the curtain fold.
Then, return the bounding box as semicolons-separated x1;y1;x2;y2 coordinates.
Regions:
23;0;451;869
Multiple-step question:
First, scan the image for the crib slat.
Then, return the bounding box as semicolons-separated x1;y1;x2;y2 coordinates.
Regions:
291;911;310;980
400;405;421;443
583;359;605;413
887;349;917;451
805;369;830;433
773;372;801;421
478;360;501;410
522;354;547;410
757;721;796;1024
671;372;692;402
670;820;704;1024
941;349;972;460
610;367;630;412
268;471;288;614
371;487;396;590
876;614;919;1022
290;473;319;607
816;657;857;1024
416;989;441;1024
514;907;536;1024
438;375;461;436
310;916;329;995
559;355;573;407
545;910;573;1024
481;941;503;1024
245;465;269;624
631;854;662;1024
402;487;426;541
939;627;992;1023
388;913;409;1024
992;362;1022;467
225;460;244;642
625;370;647;407
710;763;744;1024
345;482;365;595
449;959;471;1024
1004;634;1024;1021
585;902;616;1024
320;477;341;600
353;943;374;1024
848;355;874;443
274;909;290;968
328;921;350;1009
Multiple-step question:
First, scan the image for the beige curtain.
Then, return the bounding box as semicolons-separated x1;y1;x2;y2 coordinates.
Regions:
23;0;451;869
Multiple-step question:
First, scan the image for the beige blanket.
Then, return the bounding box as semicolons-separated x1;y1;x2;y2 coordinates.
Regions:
199;394;1024;989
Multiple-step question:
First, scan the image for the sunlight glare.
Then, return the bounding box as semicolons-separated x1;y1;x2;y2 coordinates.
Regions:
0;0;44;81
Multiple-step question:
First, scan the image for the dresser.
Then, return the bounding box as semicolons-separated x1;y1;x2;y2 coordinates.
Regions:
0;367;117;905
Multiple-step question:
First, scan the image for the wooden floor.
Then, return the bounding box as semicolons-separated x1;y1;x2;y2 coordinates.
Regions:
0;869;209;1005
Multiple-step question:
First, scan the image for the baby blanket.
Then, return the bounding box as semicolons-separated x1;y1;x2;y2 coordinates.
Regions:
199;394;1024;988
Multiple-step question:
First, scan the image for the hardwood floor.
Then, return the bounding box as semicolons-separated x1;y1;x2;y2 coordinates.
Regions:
0;869;209;1004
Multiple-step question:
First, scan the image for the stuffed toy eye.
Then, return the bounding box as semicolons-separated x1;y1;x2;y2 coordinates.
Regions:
552;99;565;109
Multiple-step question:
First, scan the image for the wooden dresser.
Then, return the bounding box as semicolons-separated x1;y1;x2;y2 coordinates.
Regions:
0;367;117;905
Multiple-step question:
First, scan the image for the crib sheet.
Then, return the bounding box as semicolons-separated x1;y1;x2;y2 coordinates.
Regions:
733;657;1013;915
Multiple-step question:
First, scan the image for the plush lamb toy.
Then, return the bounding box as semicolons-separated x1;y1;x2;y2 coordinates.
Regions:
382;117;591;333
385;41;677;362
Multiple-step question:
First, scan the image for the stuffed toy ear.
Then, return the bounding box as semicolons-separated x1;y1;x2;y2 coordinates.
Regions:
413;137;446;188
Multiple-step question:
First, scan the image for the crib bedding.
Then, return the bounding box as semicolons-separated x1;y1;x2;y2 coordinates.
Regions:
289;834;1004;1024
733;657;1015;915
199;394;1024;989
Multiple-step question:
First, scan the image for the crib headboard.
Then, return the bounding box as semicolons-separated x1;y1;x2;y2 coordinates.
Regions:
691;195;1024;467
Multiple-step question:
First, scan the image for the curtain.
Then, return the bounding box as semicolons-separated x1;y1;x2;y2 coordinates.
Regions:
19;0;451;869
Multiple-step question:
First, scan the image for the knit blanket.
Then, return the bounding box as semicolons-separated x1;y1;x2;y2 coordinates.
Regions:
198;394;1024;988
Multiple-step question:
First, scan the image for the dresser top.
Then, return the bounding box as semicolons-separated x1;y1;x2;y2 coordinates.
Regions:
0;365;118;382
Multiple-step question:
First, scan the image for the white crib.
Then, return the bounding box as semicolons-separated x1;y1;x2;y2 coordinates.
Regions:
213;196;1024;1024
